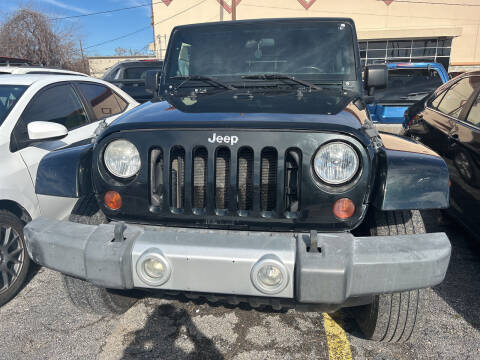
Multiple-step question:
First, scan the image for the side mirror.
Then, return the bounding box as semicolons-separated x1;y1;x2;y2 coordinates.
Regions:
27;121;68;141
365;64;388;96
145;70;162;95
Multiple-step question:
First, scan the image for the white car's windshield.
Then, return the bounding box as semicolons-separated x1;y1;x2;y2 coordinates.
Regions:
0;85;28;126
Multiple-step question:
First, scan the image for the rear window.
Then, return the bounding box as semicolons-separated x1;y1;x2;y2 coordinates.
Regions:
0;85;28;126
124;66;160;80
374;68;443;102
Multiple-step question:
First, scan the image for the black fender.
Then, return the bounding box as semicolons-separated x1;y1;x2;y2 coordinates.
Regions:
36;144;94;198
374;133;449;210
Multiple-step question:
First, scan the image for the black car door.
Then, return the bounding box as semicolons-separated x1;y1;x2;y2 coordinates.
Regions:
448;77;480;234
416;78;476;157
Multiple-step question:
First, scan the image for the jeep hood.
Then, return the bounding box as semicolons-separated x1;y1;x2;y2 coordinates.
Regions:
100;89;371;142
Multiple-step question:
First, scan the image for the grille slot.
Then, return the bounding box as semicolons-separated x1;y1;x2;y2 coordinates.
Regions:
215;148;230;210
150;148;163;207
193;147;208;209
261;148;277;211
237;147;254;211
170;147;185;209
285;148;301;213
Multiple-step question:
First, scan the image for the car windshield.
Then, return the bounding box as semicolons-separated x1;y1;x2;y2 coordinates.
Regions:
374;68;444;102
165;21;357;85
0;85;28;126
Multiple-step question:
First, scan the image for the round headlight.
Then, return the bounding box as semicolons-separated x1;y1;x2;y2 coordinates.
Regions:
314;142;359;185
104;139;141;178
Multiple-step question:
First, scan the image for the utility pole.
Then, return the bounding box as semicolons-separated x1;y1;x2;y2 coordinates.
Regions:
150;0;157;58
79;40;87;74
232;0;236;21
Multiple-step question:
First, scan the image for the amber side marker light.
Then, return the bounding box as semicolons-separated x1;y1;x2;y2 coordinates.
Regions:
105;191;122;210
333;198;355;219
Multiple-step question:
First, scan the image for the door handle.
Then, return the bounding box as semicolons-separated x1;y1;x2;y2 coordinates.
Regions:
449;133;458;140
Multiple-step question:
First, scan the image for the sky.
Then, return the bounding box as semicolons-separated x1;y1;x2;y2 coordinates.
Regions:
4;0;155;56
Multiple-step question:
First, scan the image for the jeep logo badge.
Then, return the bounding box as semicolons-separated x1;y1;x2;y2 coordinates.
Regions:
208;133;239;146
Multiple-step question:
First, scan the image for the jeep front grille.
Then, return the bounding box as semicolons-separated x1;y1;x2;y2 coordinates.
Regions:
150;146;301;217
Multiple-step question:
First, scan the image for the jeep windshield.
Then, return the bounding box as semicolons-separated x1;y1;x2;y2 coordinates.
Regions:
0;85;28;126
373;68;443;103
164;20;357;89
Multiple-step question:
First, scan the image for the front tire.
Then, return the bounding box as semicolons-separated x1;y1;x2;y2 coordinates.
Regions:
63;275;137;315
351;209;426;343
0;210;30;307
63;196;137;315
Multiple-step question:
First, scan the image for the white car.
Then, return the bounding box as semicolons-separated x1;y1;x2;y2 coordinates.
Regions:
0;66;87;76
0;74;138;306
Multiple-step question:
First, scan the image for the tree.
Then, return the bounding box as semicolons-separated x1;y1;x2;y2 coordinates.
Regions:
114;46;151;57
0;8;87;73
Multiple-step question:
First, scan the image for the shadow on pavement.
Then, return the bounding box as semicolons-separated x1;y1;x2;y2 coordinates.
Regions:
121;303;224;360
422;210;480;332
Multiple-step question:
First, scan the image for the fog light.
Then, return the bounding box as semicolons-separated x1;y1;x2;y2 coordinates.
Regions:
251;255;289;295
136;250;171;286
143;258;165;278
257;265;283;287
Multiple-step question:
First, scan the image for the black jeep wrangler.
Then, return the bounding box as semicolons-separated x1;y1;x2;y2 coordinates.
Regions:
24;18;451;343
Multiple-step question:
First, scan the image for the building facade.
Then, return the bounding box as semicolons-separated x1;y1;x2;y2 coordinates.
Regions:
151;0;480;72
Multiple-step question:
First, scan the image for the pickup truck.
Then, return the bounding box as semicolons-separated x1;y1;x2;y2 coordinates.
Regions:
368;62;449;132
102;60;163;103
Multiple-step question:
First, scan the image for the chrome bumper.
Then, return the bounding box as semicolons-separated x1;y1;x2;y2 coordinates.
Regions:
24;218;451;305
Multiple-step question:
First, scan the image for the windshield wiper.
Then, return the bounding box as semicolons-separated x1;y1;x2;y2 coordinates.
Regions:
399;91;431;100
170;75;236;91
241;73;322;90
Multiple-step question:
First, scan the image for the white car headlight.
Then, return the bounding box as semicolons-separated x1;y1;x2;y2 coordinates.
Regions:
104;139;141;178
313;142;359;185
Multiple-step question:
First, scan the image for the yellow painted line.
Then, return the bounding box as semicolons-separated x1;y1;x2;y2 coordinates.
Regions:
323;313;353;360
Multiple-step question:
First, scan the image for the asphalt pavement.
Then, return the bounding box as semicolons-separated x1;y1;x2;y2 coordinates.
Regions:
0;210;479;360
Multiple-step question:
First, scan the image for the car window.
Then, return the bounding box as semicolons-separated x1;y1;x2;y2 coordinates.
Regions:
114;93;128;111
466;93;480;126
437;77;480;118
124;67;156;80
374;68;444;102
0;85;28;126
430;90;445;109
22;84;89;130
113;68;122;80
77;83;127;119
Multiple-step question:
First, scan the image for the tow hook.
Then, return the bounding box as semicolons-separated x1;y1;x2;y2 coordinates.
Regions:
113;222;127;242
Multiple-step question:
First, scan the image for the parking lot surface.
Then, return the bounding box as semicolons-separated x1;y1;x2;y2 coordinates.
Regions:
0;210;479;360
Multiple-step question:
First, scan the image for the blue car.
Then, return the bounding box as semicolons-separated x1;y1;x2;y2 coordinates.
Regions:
368;62;449;125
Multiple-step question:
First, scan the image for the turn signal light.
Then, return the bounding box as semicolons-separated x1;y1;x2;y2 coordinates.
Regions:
333;198;355;219
104;191;122;210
